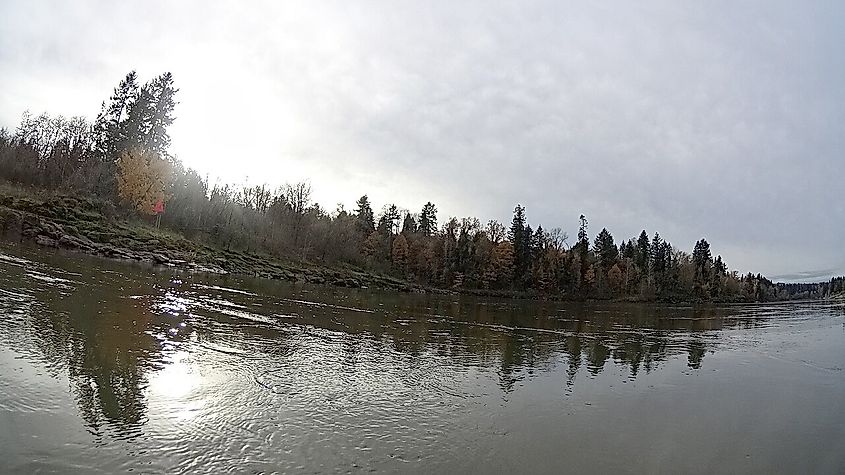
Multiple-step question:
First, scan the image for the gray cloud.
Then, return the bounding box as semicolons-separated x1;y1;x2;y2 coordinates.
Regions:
1;0;843;281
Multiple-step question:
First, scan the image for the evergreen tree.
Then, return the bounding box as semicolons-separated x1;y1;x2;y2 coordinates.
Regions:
94;71;139;160
619;239;632;259
713;255;726;275
419;202;437;236
354;195;375;233
635;230;650;274
123;84;155;151
651;233;666;275
711;255;727;297
531;225;546;260
508;205;528;287
96;71;179;161
401;212;417;234
530;225;550;290
377;204;400;235
145;72;178;159
692;238;713;285
508;204;526;243
577;214;589;253
650;233;674;295
593;228;618;271
576;214;590;291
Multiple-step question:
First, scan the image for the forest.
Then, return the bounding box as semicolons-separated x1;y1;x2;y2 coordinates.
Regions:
1;71;842;302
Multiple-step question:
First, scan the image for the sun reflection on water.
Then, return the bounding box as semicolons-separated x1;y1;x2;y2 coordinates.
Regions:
149;350;200;400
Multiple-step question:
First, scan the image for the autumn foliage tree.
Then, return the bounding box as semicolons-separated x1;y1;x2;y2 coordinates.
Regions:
116;147;171;215
392;234;409;272
484;241;515;288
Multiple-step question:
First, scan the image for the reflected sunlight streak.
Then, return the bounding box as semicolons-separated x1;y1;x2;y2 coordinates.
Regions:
149;350;200;400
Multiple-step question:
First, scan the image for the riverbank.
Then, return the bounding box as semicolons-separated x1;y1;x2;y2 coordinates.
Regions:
0;188;837;303
0;189;423;293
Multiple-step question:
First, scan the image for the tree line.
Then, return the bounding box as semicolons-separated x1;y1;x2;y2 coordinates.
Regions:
1;71;840;302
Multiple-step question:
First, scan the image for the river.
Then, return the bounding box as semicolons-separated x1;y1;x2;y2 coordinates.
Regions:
0;242;843;473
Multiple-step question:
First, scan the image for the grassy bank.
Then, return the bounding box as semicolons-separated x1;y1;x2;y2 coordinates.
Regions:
0;186;422;293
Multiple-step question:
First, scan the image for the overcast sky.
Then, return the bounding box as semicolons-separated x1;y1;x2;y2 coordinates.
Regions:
1;1;843;281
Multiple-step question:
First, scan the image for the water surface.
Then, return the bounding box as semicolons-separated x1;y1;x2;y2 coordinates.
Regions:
1;243;843;473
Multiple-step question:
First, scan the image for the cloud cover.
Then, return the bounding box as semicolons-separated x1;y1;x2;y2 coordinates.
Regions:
1;0;843;280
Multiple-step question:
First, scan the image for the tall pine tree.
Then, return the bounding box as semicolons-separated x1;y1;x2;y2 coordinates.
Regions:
354;195;375;233
419;202;437;236
593;228;618;271
93;71;139;160
508;205;528;287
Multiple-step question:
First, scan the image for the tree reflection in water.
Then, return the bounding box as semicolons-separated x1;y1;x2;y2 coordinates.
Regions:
1;245;784;437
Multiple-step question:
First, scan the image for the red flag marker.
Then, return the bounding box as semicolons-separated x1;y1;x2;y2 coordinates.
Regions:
153;199;165;215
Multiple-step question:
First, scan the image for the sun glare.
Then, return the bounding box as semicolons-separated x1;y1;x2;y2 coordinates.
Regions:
149;350;200;400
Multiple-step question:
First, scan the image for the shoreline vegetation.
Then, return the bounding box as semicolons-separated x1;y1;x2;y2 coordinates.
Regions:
0;187;421;294
1;70;843;303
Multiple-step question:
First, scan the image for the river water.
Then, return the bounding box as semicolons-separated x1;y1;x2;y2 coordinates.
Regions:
0;242;843;473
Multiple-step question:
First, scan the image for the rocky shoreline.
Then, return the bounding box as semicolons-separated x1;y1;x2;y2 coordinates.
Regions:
0;195;424;293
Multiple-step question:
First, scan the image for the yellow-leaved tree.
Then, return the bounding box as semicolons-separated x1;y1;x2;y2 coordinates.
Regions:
117;147;171;215
391;234;409;271
482;241;514;288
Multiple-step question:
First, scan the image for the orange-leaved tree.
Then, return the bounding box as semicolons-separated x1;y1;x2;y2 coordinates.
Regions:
116;147;171;215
